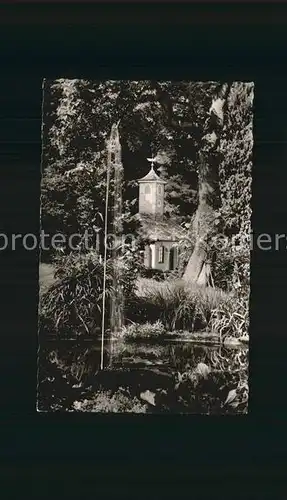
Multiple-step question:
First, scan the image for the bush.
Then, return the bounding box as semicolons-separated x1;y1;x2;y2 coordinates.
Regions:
73;388;147;413
130;278;230;332
212;242;250;293
139;267;166;281
128;278;249;339
39;252;107;337
124;294;160;325
173;347;248;414
120;320;166;341
209;292;249;340
39;250;139;337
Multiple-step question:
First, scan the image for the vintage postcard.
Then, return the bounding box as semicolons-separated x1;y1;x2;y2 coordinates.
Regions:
37;80;253;413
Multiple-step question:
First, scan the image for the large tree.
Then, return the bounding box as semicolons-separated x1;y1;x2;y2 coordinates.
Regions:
182;83;231;285
149;80;253;286
41;79;199;258
42;79;253;290
150;81;228;284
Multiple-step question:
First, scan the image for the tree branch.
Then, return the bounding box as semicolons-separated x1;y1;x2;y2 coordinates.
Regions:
150;80;195;130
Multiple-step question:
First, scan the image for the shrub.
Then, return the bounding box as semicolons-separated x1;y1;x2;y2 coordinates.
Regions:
39;252;108;337
173;347;248;414
209;292;249;340
139;267;166;281
73;389;147;413
132;278;249;339
124;294;160;325
212;242;250;294
133;279;229;332
120;320;166;341
39;250;139;337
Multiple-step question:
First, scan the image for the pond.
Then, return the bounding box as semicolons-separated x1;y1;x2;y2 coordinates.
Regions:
37;337;248;414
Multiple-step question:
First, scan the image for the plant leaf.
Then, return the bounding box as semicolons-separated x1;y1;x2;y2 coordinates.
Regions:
140;390;156;406
224;389;237;405
195;362;211;379
230;401;240;408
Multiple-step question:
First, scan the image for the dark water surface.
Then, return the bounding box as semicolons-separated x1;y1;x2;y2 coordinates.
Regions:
37;337;248;412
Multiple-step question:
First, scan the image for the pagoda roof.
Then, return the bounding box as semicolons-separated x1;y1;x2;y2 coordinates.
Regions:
138;214;186;242
138;166;166;183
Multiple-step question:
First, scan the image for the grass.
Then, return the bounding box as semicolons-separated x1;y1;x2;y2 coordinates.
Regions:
39;259;249;341
39;254;107;337
39;263;56;293
39;251;140;338
134;278;230;332
120;320;166;341
72;389;147;413
129;277;249;340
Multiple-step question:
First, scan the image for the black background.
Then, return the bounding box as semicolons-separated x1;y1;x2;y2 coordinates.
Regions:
0;3;286;498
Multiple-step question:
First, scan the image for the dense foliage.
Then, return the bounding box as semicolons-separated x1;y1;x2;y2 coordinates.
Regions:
214;82;254;291
128;278;248;338
41;79;253;291
39;249;142;338
38;80;252;414
41;81;217;251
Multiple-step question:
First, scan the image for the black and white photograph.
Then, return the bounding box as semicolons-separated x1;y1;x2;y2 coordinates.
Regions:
37;79;253;414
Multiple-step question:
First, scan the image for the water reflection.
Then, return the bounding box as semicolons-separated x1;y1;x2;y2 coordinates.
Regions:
38;337;248;412
111;339;247;372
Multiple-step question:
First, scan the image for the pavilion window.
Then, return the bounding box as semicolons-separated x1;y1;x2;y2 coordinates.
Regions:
158;245;164;263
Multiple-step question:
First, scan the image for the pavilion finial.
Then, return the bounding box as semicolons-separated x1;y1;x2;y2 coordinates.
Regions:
147;156;157;169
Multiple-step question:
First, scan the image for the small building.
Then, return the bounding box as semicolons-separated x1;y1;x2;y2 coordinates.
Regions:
138;160;166;217
141;224;180;273
138;159;182;272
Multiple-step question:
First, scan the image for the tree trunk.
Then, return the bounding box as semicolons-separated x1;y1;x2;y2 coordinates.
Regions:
109;124;124;356
183;151;220;285
149;80;230;286
183;84;230;285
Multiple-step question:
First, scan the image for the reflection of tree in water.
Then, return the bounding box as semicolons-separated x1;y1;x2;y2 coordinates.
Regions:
37;341;248;413
168;343;247;371
37;342;107;411
168;344;248;414
112;341;167;362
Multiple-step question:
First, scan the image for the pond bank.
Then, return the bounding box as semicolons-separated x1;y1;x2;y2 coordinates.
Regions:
113;331;249;347
164;332;249;347
43;330;249;346
37;336;249;413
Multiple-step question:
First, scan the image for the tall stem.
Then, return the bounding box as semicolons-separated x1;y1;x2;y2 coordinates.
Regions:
100;154;110;370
